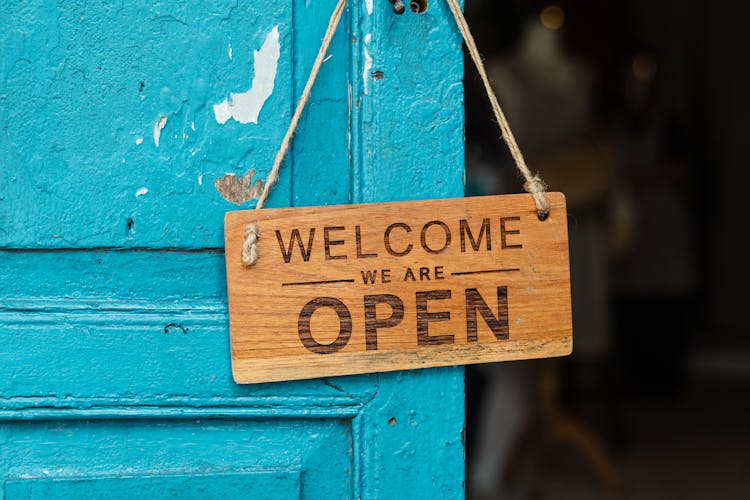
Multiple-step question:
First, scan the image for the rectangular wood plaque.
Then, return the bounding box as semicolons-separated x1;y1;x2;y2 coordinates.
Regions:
225;193;572;384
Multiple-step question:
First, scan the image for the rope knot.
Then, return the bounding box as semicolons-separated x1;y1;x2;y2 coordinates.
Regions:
242;224;260;267
524;175;551;221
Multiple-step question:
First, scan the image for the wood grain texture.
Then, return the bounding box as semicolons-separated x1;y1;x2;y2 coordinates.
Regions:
226;192;572;383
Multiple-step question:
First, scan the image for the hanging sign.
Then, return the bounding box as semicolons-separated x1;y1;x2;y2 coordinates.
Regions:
225;193;572;384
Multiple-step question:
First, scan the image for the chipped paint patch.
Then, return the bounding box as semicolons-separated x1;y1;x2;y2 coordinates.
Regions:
363;34;373;95
214;169;264;205
213;26;280;125
198;174;204;185
228;42;233;60
366;0;373;15
135;187;149;198
135;137;143;145
153;116;167;147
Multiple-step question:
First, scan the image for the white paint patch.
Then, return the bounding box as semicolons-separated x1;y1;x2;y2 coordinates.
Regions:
198;174;204;185
190;121;196;131
153;116;167;147
213;26;280;125
135;137;143;145
363;34;373;95
365;0;373;15
228;42;233;60
135;187;149;198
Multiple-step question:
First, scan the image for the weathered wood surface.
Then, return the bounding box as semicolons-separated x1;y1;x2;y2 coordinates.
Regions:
226;193;572;383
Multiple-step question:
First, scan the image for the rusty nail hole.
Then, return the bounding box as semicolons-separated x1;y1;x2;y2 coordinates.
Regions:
372;70;384;80
388;417;396;426
410;0;428;13
389;0;405;15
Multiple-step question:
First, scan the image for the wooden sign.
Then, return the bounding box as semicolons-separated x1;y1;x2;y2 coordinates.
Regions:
225;193;572;384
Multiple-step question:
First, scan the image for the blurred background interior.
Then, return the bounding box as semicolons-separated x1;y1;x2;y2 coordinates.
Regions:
462;1;750;499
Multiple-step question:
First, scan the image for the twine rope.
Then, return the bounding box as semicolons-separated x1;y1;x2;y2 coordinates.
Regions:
242;0;548;266
242;0;349;266
444;0;550;220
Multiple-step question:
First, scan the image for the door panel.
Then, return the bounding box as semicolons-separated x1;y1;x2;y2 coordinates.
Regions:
0;1;465;498
5;471;300;500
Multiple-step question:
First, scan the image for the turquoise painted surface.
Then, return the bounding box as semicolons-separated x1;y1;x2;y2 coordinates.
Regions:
0;0;465;498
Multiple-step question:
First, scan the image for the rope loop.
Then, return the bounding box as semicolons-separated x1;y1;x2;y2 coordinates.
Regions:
444;0;550;219
241;0;349;266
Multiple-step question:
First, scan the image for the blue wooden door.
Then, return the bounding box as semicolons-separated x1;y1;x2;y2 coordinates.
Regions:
0;1;465;498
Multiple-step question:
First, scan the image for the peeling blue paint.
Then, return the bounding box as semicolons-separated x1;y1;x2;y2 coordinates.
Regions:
213;25;281;125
